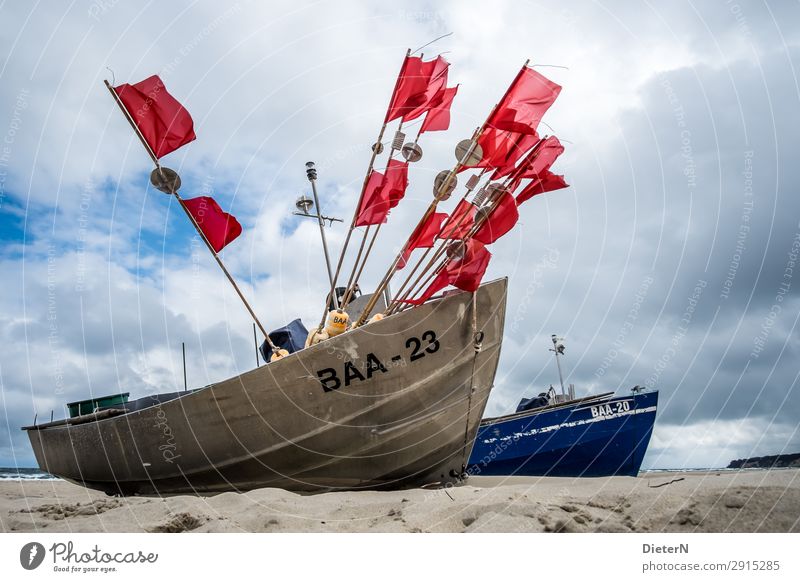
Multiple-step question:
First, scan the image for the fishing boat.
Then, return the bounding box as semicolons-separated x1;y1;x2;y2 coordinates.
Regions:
468;336;658;477
23;48;572;493
25;280;507;494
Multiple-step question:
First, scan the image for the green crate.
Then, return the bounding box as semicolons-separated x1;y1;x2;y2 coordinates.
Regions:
66;393;130;418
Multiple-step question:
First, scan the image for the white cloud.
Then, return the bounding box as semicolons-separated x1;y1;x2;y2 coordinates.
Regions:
1;1;799;467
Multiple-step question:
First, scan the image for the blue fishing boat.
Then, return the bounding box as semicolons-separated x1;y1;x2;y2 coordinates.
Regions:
468;336;658;477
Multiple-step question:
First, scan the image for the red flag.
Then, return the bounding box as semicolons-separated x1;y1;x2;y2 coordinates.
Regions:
439;199;476;239
419;86;458;133
114;75;196;158
355;170;387;227
354;160;409;227
487;67;561;135
182;196;242;252
517;171;569;204
516;135;564;179
398;212;448;269
447;239;492;292
490;132;540;179
385;55;448;123
459;128;538;174
402;240;492;304
474;192;519;244
401;269;450;305
383;159;409;204
401;56;449;122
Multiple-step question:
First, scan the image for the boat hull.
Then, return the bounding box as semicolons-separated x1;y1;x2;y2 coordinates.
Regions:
25;279;507;494
468;391;658;477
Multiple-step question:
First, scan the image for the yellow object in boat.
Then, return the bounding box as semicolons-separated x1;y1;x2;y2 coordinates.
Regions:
270;349;289;362
326;309;350;336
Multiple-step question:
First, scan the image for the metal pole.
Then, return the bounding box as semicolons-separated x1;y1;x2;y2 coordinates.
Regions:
552;335;565;396
253;323;260;367
306;162;336;305
182;342;188;392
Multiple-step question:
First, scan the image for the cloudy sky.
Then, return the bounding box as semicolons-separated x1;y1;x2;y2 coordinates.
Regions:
0;1;798;470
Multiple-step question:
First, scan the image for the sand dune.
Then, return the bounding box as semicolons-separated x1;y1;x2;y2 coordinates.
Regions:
1;469;798;533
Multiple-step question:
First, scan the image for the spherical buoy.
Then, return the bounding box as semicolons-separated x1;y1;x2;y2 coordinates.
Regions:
305;328;329;347
325;309;350;337
270;349;289;362
368;313;385;324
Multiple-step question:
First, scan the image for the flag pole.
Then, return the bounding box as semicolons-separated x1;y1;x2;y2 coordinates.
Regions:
173;192;278;351
105;79;278;353
387;169;488;312
353;124;483;327
317;49;411;328
353;60;531;326
396;136;546;310
339;118;406;310
342;62;454;308
391;138;543;311
103;80;161;169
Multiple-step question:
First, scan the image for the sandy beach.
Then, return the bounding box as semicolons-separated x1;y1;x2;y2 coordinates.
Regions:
0;469;797;533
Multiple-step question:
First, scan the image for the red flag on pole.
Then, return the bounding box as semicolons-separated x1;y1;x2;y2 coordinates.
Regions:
402;239;492;304
516;135;564;179
490;132;540;179
419;86;458;133
401;56;450;122
447;239;492;292
517;171;569;204
398;212;448;269
114;75;196;158
386;55;448;123
354;160;409;227
402;269;451;305
383;158;409;203
486;67;561;135
439;199;476;239
355;170;387;227
474;192;520;244
459;128;538;174
182;196;242;252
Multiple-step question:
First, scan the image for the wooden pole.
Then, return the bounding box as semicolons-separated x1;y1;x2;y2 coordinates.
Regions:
354;124;484;327
382;59;536;314
319;49;411;327
174;192;278;351
103;80;160;168
340;117;406;309
104;79;278;352
388;169;488;310
397;135;546;310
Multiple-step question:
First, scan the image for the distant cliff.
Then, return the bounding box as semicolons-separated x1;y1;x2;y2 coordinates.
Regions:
727;453;800;469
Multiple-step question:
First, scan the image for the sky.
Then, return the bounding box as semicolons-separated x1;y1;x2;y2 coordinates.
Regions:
0;0;798;470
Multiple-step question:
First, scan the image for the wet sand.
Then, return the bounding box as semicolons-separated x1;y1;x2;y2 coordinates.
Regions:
1;469;798;533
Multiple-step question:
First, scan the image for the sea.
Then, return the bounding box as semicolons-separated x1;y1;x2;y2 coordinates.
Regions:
0;467;60;481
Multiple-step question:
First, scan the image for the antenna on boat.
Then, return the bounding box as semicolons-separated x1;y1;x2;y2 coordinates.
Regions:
293;162;342;306
550;334;566;396
253;323;260;367
182;342;188;391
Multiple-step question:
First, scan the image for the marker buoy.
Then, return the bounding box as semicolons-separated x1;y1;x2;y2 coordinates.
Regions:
270;349;289;362
305;328;329;347
326;309;350;336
